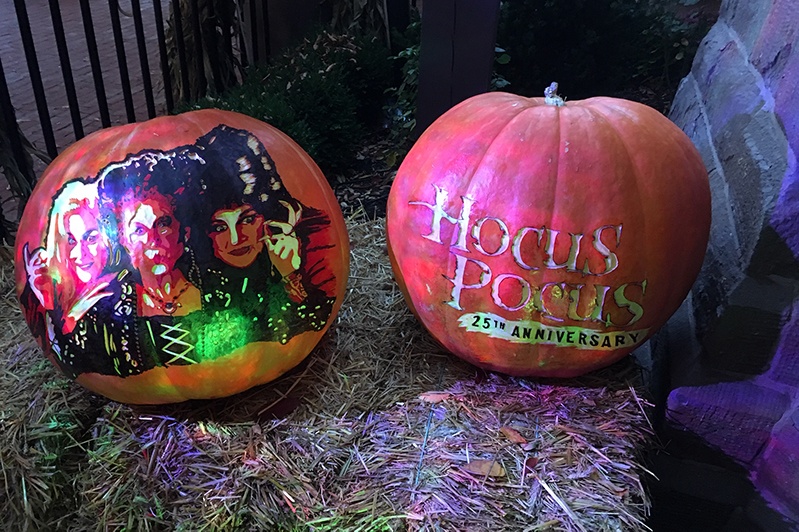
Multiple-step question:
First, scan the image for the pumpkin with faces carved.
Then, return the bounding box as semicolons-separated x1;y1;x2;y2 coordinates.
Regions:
15;110;349;404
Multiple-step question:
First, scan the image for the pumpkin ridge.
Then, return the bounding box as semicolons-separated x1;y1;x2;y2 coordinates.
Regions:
583;99;709;323
466;102;556;201
547;100;564;294
580;102;650;299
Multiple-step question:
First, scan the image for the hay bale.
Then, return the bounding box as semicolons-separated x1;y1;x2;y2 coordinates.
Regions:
0;216;654;530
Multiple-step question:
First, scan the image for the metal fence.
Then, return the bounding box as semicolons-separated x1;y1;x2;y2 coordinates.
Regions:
0;0;487;244
0;0;267;159
0;0;277;242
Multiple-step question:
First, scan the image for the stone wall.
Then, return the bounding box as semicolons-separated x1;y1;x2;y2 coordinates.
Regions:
653;0;799;522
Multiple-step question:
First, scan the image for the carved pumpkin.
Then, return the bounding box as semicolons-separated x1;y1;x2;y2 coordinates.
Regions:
15;110;349;404
387;87;710;377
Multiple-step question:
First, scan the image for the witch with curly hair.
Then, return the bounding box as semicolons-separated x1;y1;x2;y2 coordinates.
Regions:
97;146;207;370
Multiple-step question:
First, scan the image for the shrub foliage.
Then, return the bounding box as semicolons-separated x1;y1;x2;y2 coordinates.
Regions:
495;0;714;99
187;31;393;175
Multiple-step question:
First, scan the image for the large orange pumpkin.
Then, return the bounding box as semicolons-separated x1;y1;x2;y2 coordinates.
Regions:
387;87;710;377
15;109;349;404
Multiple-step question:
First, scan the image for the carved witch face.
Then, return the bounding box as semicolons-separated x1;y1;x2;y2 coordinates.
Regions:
63;202;109;285
119;190;185;276
208;203;265;269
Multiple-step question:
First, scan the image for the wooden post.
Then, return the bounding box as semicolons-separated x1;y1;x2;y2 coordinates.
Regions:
414;0;500;136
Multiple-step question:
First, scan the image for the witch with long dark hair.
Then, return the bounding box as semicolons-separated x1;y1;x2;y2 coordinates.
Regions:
190;124;336;346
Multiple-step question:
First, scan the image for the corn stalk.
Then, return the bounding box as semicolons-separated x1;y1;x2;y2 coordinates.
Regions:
165;0;244;104
327;0;391;47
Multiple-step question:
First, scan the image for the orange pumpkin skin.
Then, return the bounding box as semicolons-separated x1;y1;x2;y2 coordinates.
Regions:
15;110;349;403
387;91;710;378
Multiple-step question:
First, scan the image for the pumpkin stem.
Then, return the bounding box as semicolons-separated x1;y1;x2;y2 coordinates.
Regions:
544;82;566;106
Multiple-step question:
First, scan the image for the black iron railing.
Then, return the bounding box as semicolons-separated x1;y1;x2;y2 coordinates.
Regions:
0;0;270;219
12;0;59;159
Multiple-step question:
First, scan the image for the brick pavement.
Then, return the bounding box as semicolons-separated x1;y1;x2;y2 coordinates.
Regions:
1;0;166;209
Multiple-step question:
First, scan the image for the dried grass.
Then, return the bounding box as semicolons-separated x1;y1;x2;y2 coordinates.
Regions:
0;215;654;531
